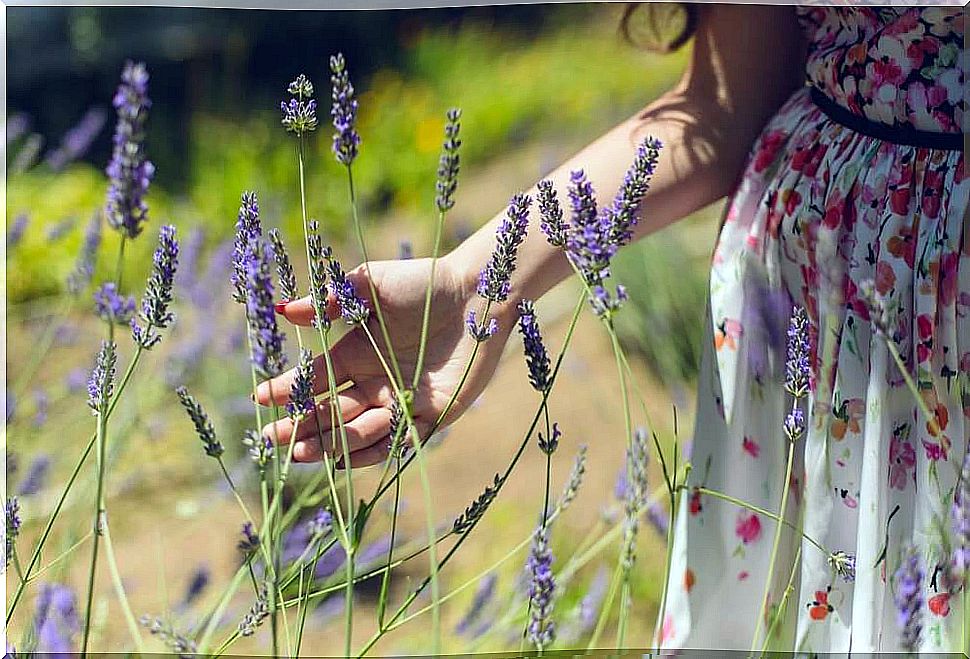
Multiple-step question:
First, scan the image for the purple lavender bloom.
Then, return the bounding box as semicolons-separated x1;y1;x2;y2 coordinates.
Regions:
176;386;223;458
5;497;21;568
538;423;561;456
231;192;262;304
622;428;649;570
517;299;551;393
33;583;79;655
287;348;315;419
6;214;28;248
17;454;50;496
93;282;136;324
175;226;205;293
65;368;87;394
181;564;210;606
466;309;498;342
306;508;333;539
132;225;179;349
560;566;608;645
558;445;588;510
45;217;77;243
602;137;662;248
281;74;318;136
31;389;48;428
893;544;924;652
537;179;566;248
238;522;260;556
45;107;107;171
329;53;360;166
6;391;15;425
11;134;43;174
327;256;369;326
454;573;497;636
7;113;30;145
104;61;154;239
436;108;462;213
828;550;856;583
306;219;331;331
784;408;805;442
785;306;811;398
67;212;103;296
87;341;116;414
238;584;270;636
647;501;669;536
398;240;413;260
565;170;607;281
951;449;969;584
526;524;556;649
859;278;894;339
476;193;531;303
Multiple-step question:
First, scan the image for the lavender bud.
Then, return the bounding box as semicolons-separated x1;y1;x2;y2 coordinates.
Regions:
17;455;50;496
538;423;561;456
181;565;210;606
132;225;180;349
647;501;669;537
87;341;117;414
33;583;79;654
306;219;331;331
622;428;649;570
558;445;588;510
950;449;969;585
231;192;262;304
455;573;497;636
306;508;333;538
329;53;360;166
286;348;315;419
45;107;107;171
11;134;43;174
176;386;223;459
281;74;318;136
237;522;260;555
66;212;102;295
242;430;273;472
93;282;135;324
453;474;503;534
537;179;566;248
31;390;48;429
244;237;287;378
526;524;556;650
466;310;498;343
327;256;369;326
5;497;21;568
238;584;270;636
784;408;805;442
139;615;197;657
517;299;551;393
603;137;662;248
268;228;298;302
858;278;894;339
785;306;811;398
7;214;29;248
893;543;924;652
435;108;462;213
398;240;413;260
104;61;154;239
476;193;531;303
828;550;856;583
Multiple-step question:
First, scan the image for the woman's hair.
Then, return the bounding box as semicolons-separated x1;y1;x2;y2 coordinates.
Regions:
620;3;700;53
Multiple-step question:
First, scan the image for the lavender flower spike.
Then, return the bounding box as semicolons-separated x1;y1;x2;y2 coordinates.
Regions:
5;497;21;568
893;543;924;652
132;224;180;349
537;179;566;248
517;299;551;393
268;228;298;302
238;584;270;636
176;386;223;458
87;341;117;414
603;136;662;248
477;192;532;303
281;74;318;136
327;256;369;325
244;237;287;378
622;427;649;570
287;348;315;419
466;310;498;343
558;445;588;510
436;108;462;213
231;191;262;304
455;573;497;636
329;53;360;166
785;305;811;398
93;282;135;324
950;448;969;585
104;61;154;238
66;212;103;295
526;524;556;650
828;550;856;583
306;219;331;330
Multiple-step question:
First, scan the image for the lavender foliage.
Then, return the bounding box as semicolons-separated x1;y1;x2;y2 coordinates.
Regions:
104;61;154;238
329;53;360;166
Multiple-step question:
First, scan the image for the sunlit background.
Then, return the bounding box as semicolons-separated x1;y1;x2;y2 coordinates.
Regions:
6;4;721;653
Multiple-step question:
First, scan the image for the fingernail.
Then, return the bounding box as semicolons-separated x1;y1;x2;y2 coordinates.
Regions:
274;302;288;314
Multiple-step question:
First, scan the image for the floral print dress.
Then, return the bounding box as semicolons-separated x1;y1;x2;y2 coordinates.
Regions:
661;6;967;654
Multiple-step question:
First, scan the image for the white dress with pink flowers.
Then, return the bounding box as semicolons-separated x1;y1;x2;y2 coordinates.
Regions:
660;6;968;654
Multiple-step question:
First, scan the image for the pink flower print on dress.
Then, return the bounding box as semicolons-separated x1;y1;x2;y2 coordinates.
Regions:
735;512;762;545
742;436;761;458
889;435;916;491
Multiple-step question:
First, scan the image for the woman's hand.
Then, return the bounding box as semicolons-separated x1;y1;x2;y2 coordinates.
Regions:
254;253;513;468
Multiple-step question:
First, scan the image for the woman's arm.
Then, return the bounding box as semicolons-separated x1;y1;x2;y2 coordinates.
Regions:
446;3;807;308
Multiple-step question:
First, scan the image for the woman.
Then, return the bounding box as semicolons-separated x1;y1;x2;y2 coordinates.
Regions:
258;4;967;652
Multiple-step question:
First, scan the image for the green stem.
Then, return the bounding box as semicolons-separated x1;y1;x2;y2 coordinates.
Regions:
11;296;73;396
885;339;940;435
80;396;109;657
758;533;803;656
101;521;147;653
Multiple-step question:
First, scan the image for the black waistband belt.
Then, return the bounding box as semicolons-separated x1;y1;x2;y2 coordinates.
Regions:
810;86;964;151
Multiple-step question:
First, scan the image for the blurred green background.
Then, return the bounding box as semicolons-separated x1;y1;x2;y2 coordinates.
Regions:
6;4;718;653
